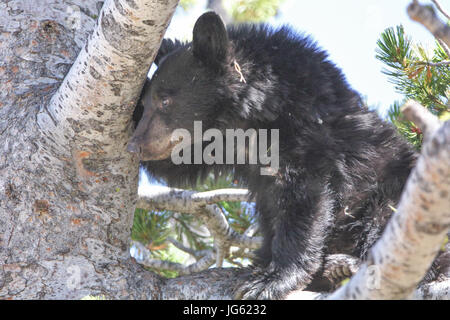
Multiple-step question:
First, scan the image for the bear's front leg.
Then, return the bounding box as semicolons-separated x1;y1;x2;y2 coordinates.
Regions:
234;180;336;300
234;263;318;300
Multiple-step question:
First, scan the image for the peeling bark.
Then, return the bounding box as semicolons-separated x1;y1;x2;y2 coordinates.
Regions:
0;0;179;299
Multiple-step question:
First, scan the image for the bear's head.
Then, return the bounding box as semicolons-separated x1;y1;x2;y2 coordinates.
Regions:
127;12;237;161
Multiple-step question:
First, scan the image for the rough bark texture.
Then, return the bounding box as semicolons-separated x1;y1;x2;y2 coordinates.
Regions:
137;187;261;249
136;180;450;299
0;0;178;299
408;0;450;47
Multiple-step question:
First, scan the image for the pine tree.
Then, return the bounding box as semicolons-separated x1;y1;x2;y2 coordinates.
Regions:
376;25;450;149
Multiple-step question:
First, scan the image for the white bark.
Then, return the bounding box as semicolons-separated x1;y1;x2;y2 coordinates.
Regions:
411;279;450;300
137;186;261;249
407;0;450;47
137;186;261;268
0;0;179;299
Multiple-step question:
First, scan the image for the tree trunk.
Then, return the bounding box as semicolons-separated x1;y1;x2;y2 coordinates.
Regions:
0;0;178;299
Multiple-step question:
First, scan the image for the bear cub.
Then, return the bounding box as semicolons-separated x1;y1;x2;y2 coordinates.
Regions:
128;12;424;299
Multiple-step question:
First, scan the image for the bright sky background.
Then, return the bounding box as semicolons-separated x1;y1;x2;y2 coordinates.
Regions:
162;0;444;117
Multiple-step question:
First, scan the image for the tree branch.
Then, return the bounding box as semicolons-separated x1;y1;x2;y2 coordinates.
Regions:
407;0;450;47
38;0;179;149
0;0;180;300
401;100;442;143
412;279;450;299
137;187;262;249
412;60;450;67
136;188;365;285
167;237;212;259
327;101;450;299
286;280;450;300
155;257;450;300
131;241;216;275
191;188;250;204
437;38;450;59
136;186;262;268
431;0;450;21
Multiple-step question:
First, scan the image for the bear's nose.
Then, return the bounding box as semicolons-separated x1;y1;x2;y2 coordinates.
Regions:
127;140;141;154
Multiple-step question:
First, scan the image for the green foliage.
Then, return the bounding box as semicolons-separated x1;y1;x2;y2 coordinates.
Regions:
220;200;255;234
376;25;449;148
132;173;257;274
179;0;198;11
340;278;350;287
132;208;171;248
387;101;423;148
172;212;213;252
227;0;285;22
131;208;192;278
195;172;241;191
179;0;285;23
191;173;256;236
149;243;190;278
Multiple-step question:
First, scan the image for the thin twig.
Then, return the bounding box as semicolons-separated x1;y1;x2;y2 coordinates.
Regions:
412;60;450;67
437;38;450;58
167;237;211;260
431;1;450;58
191;188;251;204
131;241;216;275
431;0;450;21
137;187;260;249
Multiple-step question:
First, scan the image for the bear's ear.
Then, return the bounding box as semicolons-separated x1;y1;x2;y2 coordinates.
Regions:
154;39;184;66
192;11;229;69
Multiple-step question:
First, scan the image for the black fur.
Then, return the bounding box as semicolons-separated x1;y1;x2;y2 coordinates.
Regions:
131;12;437;299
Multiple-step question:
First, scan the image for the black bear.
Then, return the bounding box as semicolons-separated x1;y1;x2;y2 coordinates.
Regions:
128;12;428;299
